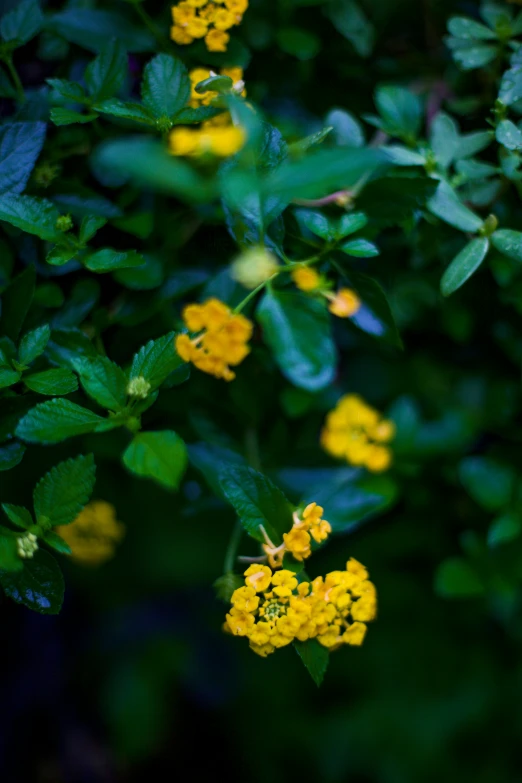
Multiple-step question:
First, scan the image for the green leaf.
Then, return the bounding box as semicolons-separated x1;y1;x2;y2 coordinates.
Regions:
79;215;107;245
495;120;522;151
123;431;187;490
18;324;50;366
0;264;35;341
84;248;145;273
430;112;460;168
0;549;65;614
188;442;246;500
219;465;294;544
0;529;23;572
294;639;329;686
16;398;105;443
295;209;367;243
48;9;154;53
84;40;127;102
340;238;379;257
488;512;522;548
130;332;184;391
343;270;402;348
93;137;215;202
459;456;515;512
374;85;422;141
288;126;332;156
93;98;156;126
2;503;32;529
0;0;43;45
434;557;484;598
0;442;25;471
23;368;78;395
72;356;127;412
257;290;337;392
336;211;368;238
50;108;98;126
325;108;365;148
46;243;78;266
451;43;497;71
52;279;100;328
491;229;522;262
454;130;492;159
499;64;522;106
33;453;96;528
0;365;20;389
0;122;46;194
41;530;71;555
427;180;483;233
440;238;489;296
0;193;61;240
141;53;190;119
447;17;496;40
277;27;321;61
47;78;86;102
324;0;374;57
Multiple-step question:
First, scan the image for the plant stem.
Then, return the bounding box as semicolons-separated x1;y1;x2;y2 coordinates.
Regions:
233;273;278;313
4;55;24;103
223;520;242;573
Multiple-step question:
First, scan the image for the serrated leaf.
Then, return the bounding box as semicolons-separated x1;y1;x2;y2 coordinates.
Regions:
219;465;294;545
257;290;337;392
41;530;71;555
33;453;96;528
440;238;489;296
141;53;190;119
72;356;127;412
0;0;43;45
294;639;329;686
16;398;105;443
79;215;107;245
93;98;156;126
46;78;86;102
0;193;61;240
83;248;145;273
18;324;50;366
24;368;78;395
2;503;33;529
0;442;25;471
84;39;127;102
123;431;187;490
50;108;98;126
0;122;46;194
130;332;184;391
0;549;65;614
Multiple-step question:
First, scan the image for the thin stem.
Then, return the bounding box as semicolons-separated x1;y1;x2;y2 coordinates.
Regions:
4;55;24;102
132;2;171;51
223;520;242;573
233;272;278;313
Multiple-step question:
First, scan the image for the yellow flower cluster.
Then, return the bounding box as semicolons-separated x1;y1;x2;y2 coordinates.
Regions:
175;297;253;381
291;266;361;319
321;394;395;472
226;558;377;656
169;66;246;158
56;501;125;566
170;0;248;52
261;502;331;568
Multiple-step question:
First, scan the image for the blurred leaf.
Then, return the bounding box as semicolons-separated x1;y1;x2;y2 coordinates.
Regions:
47;9;155;53
342;270;402;348
0;193;61;240
440;238;489;296
294;639;329;686
428;180;483;232
188;441;245;499
340;238;379;257
447;16;495;40
0;0;43;45
219;465;294;544
488;512;522;548
430;112;460;168
491;229;522;261
0;122;46;194
0;549;64;613
495;120;522;150
257;289;337;391
499;64;522;106
0;264;35;341
434;557;485;598
84;39;127;102
123;431;187;490
326;108;365;147
374;86;422;142
141;53;190;119
84;248;145;273
0;442;25;471
324;0;374;57
33;453;95;528
459;457;515;511
16;398;105;443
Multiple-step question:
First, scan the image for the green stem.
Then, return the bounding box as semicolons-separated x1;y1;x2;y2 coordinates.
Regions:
223;520;242;573
4;55;24;103
233;273;278;313
132;2;171;51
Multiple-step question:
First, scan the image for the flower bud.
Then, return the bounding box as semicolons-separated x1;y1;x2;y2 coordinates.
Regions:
231;246;279;289
127;376;151;399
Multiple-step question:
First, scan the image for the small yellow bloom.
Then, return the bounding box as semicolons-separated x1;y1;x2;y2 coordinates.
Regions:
283;527;311;561
225;0;248;12
343;621;367;646
327;287;361;318
226;607;255;636
231;585;260;612
170;25;194;44
186;17;209;37
56;501;125;566
213;8;236;28
250;642;275;656
172;2;196;24
244;564;272;592
169;127;200;156
185;0;208;6
205;28;230;51
365;444;392;473
231;246;278;289
272;569;298;597
291;265;321;292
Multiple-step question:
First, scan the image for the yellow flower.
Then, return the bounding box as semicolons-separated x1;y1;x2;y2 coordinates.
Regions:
172;2;196;25
214;8;236;28
272;569;298;597
186;17;209;37
201;125;245;156
56;501;125;566
186;0;208;6
175;298;252;381
283;527;311;561
231;585;260;612
170;25;194;44
169;127;200;156
327;287;361;318
226;607;255;635
321;394;394;472
231;246;278;289
301;501;332;543
205;28;230;51
291;265;321;292
225;0;248;13
343;621;367;646
244;564;272;592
